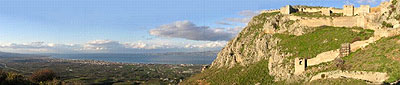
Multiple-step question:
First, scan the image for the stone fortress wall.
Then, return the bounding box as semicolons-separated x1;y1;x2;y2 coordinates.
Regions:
288;16;361;28
260;9;280;13
260;1;398;83
280;5;371;16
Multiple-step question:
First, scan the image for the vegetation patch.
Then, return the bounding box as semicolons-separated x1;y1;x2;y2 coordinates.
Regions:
331;13;343;17
292;12;327;17
181;60;275;85
274;26;374;59
394;14;400;20
382;21;394;28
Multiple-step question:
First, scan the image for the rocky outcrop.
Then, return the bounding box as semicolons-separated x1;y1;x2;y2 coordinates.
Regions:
210;14;278;68
210;13;313;82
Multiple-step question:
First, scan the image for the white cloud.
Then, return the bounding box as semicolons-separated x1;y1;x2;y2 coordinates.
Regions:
184;41;227;48
149;20;236;41
216;21;234;25
225;17;252;24
0;42;79;53
82;40;125;51
356;0;378;4
220;10;260;24
239;10;260;17
0;39;227;53
345;0;355;5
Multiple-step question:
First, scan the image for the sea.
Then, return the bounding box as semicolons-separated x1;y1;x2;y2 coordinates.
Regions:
49;53;217;64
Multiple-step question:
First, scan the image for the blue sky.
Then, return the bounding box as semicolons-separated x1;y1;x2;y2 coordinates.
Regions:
0;0;385;53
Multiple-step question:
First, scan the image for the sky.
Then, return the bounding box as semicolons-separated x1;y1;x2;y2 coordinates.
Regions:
0;0;387;53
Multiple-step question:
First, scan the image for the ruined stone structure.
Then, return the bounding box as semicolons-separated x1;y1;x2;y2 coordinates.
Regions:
294;58;307;75
278;5;370;16
343;5;355;16
280;5;295;14
339;43;351;57
201;65;209;72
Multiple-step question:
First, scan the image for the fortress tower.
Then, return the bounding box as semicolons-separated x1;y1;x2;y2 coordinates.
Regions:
280;5;294;14
294;58;307;75
343;5;355;16
357;5;371;15
339;43;351;57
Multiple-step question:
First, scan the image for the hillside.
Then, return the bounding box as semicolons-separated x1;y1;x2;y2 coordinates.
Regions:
182;0;400;84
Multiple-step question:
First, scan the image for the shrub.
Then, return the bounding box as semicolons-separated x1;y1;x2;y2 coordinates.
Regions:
0;70;7;83
351;37;362;43
30;69;56;82
334;58;347;70
382;21;394;28
0;70;32;85
395;15;400;20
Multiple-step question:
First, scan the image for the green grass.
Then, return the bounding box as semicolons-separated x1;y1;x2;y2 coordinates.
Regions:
292;12;343;17
292;12;328;17
340;36;400;83
331;13;344;17
275;26;374;59
393;0;398;5
181;60;275;85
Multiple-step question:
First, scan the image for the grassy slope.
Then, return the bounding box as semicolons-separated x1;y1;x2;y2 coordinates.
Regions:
307;36;400;83
182;60;274;85
341;36;400;82
275;26;374;59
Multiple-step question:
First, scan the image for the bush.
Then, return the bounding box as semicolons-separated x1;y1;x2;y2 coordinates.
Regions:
351;37;362;43
382;21;394;28
395;15;400;20
0;70;32;84
30;69;56;82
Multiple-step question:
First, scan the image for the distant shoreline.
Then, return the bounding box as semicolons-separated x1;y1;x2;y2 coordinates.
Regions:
45;56;209;66
47;53;215;65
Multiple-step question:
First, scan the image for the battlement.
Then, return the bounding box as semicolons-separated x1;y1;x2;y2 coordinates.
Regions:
280;4;372;16
260;9;281;13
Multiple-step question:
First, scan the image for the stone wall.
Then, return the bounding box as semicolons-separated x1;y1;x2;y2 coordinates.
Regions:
281;5;295;14
290;16;361;27
294;58;306;75
261;9;280;13
355;5;370;15
343;5;355;16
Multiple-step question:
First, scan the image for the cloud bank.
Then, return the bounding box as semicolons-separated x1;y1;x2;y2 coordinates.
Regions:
0;40;227;53
149;20;239;41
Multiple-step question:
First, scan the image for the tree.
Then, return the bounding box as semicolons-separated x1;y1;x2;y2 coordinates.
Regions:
30;69;56;82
